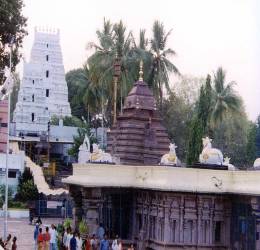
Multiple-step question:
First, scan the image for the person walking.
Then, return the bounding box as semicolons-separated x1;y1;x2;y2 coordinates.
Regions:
11;237;17;250
44;227;51;250
70;233;77;250
4;234;12;250
100;234;109;250
111;235;118;250
34;224;39;250
38;228;44;250
96;223;105;241
84;234;90;250
75;233;82;250
65;228;72;250
127;244;134;250
117;239;123;250
90;234;98;250
49;224;58;250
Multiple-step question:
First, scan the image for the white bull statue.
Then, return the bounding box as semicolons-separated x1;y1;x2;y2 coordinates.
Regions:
199;137;223;165
90;143;113;163
160;143;179;166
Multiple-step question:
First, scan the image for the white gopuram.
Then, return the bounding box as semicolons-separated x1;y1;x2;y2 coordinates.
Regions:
13;27;71;135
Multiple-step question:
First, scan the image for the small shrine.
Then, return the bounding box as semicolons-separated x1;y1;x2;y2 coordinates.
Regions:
107;62;170;165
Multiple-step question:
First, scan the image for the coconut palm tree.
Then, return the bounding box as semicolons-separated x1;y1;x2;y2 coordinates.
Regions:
149;20;180;107
87;19;140;124
211;67;242;124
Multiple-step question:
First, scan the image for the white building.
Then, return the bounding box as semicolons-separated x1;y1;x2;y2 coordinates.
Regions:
0;151;25;192
14;27;71;135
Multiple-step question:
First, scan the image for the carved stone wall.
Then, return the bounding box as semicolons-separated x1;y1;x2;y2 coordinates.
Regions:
68;184;260;250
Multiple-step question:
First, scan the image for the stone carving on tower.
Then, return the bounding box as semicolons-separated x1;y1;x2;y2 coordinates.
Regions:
199;137;224;165
107;61;170;165
13;27;71;135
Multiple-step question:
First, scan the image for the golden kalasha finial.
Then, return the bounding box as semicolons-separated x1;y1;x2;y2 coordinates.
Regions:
139;60;143;81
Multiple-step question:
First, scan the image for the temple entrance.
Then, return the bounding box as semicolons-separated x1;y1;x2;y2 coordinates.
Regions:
102;189;133;239
231;200;256;250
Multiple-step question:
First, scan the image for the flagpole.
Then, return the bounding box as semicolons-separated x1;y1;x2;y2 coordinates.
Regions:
3;42;12;240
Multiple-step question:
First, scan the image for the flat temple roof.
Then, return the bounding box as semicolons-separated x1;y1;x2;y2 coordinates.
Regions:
62;164;260;196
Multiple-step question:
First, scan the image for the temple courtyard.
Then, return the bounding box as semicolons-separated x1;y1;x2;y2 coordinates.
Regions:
0;218;63;250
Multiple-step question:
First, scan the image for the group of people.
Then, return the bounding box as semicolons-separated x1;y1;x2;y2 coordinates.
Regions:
34;223;58;250
0;234;17;250
34;220;135;250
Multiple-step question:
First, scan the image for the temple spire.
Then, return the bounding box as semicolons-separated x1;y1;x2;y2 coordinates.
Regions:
139;60;143;81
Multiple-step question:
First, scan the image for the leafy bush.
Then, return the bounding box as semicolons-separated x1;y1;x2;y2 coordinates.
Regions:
79;220;88;235
16;180;38;202
16;168;39;202
0;185;13;207
63;218;72;229
9;201;27;209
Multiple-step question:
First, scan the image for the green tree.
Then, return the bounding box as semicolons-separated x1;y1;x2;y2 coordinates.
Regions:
87;19;138;124
161;92;193;161
148;20;180;107
246;122;257;166
66;68;90;120
211;67;242;124
213;110;250;167
50;115;85;127
10;72;20;119
16;167;38;202
256;115;260;157
0;0;27;84
0;185;13;207
186;76;213;165
68;121;95;158
16;180;38;201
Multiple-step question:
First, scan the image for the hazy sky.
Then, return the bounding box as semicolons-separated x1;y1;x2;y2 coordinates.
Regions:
20;0;259;120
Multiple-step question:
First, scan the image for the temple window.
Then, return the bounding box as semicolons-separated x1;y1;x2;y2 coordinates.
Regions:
8;170;16;178
46;70;49;78
31;113;35;122
47;43;48;48
32;80;34;84
46;89;49;97
32;94;34;102
46;55;49;61
214;221;222;243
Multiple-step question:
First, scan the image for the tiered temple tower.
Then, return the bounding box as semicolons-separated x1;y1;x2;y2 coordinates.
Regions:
13;27;71;135
107;62;170;165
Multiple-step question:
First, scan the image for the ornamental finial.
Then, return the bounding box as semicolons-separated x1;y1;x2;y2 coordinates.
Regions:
139;60;143;81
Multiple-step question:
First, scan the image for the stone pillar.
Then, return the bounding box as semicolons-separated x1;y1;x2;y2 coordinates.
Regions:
81;188;102;235
197;197;203;245
69;185;83;229
179;195;184;243
209;197;215;244
164;200;171;242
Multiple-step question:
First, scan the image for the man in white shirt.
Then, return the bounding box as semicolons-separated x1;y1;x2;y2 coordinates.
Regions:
49;224;58;250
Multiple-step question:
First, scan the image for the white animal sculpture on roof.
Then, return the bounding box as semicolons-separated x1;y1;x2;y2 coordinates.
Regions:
199;137;223;165
160;143;179;166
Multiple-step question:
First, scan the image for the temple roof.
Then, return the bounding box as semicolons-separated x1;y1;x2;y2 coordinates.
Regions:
63;163;260;196
123;80;156;111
